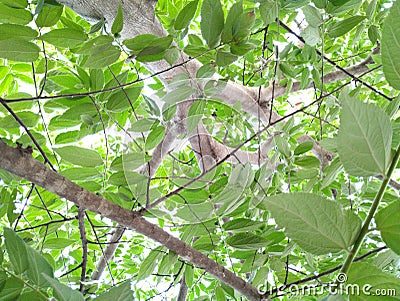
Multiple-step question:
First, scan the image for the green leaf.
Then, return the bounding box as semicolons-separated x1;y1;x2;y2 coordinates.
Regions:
187;100;206;134
226;233;270;250
0;277;24;300
137;247;163;280
60;167;100;181
54;146;103;167
216;50;238;67
259;193;362;255
174;0;198;30
43;238;75;249
382;0;400;90
42;275;84;301
41;28;87;48
328;16;365;38
0;4;32;24
145;126;165;151
35;3;63;27
26;246;54;287
200;0;224;48
294;141;314;155
0;40;40;62
93;281;133;301
106;86;142;112
124;35;173;62
302;5;323;27
111;3;124;35
301;26;321;46
130;118;156;132
337;92;392;176
347;262;400;300
215;286;226;301
82;46;121;69
385;94;400;119
274;135;291;158
111;152;151;171
176;202;214;222
4;228;28;274
259;0;278;25
321;157;343;189
232;11;255;42
17;291;47;301
0;24;37;41
221;1;242;43
376;201;400;255
0;0;27;8
162;85;195;104
222;218;263;232
294;156;320;168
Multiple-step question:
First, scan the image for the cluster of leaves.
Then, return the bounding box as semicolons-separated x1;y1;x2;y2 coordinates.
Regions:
0;0;399;300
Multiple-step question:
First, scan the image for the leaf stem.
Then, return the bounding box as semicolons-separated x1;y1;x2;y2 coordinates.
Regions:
339;144;400;278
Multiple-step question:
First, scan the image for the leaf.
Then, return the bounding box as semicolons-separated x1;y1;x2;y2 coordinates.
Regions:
54;146;103;167
61;167;100;181
294;141;314;155
259;0;278;25
26;246;54;287
321;157;343;189
137;247;163;280
302;5;323;27
111;3;123;35
82;46;120;69
174;0;198;30
42;275;84;301
222;218;263;232
0;0;27;8
347;262;400;300
41;28;87;48
0;277;24;300
294;156;320;168
0;4;32;24
376;201;400;255
226;233;270;250
176;202;214;222
130;118;156;132
216;50;238;66
4;228;28;274
0;24;37;41
93;281;133;301
162;85;195;104
221;1;243;43
106;86;142;112
43;238;75;249
200;0;224;48
301;25;321;46
382;0;400;90
145;126;165;151
328;16;365;38
259;193;362;255
337;92;392;176
0;40;40;62
35;3;63;27
232;11;255;42
187;100;206;134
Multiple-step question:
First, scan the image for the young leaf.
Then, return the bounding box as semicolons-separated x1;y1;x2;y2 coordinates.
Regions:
4;228;28;274
54;146;103;167
382;0;400;89
111;2;123;35
93;281;133;301
337;92;392;177
327;16;365;38
200;0;224;48
259;193;362;255
174;0;198;30
376;201;400;255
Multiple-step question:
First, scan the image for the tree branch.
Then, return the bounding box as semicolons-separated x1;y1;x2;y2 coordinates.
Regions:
0;140;263;301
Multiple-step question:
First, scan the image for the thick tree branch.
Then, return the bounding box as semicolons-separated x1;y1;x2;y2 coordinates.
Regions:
0;140;263;301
